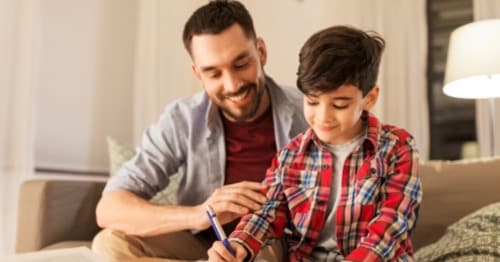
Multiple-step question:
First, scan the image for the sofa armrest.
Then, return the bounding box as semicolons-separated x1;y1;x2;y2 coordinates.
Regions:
16;179;106;253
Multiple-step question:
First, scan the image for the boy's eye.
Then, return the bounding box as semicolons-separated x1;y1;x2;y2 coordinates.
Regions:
333;104;349;109
306;100;319;106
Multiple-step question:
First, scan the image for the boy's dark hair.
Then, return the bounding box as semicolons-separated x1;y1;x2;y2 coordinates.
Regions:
297;25;385;96
182;0;256;54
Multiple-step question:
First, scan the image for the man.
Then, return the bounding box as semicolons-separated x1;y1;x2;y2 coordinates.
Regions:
91;1;308;261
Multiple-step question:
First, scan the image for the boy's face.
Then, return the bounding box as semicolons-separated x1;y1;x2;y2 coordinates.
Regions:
304;84;379;145
190;23;269;123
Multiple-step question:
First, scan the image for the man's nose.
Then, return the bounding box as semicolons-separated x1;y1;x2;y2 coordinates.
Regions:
223;72;241;93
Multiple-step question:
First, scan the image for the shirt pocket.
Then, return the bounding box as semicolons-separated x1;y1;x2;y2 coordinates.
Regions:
354;161;383;205
281;169;319;238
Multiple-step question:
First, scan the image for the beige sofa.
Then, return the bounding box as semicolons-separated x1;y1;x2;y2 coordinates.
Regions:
15;156;500;253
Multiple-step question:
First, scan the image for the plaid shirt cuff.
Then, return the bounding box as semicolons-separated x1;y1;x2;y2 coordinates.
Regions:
229;231;264;261
345;246;383;262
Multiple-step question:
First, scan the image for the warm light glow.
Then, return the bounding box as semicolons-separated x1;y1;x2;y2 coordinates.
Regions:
443;74;500;99
443;19;500;99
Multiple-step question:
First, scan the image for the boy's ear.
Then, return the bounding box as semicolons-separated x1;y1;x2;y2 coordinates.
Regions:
363;86;379;111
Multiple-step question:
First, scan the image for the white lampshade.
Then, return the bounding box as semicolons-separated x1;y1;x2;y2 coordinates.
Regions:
443;19;500;99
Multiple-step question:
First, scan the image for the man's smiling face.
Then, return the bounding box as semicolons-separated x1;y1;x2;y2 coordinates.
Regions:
191;23;269;123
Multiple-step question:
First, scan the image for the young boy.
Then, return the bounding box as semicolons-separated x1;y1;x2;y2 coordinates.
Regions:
208;25;422;262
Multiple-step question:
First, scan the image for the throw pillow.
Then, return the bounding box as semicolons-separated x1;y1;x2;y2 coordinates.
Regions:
414;201;500;262
106;137;180;205
107;137;136;176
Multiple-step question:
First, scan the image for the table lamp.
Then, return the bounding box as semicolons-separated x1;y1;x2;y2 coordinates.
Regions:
443;19;500;156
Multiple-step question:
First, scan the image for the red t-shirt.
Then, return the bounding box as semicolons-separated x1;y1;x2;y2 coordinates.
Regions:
221;107;276;185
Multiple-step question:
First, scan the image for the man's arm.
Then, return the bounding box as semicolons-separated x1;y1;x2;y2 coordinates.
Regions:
96;181;268;237
96;190;201;236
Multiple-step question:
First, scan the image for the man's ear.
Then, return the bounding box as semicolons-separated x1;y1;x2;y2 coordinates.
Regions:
256;37;267;66
363;86;379;111
192;63;202;81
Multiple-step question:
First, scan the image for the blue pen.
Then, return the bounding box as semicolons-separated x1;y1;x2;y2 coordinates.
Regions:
205;205;236;256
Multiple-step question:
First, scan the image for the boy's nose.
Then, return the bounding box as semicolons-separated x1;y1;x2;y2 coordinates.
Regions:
317;105;333;122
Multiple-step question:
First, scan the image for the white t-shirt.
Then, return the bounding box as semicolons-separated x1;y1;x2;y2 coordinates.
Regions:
311;128;366;261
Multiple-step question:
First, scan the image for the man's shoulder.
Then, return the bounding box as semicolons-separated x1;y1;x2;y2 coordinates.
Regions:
161;91;209;117
273;84;303;102
266;76;303;104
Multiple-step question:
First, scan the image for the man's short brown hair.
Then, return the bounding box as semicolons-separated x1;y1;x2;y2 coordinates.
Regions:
297;25;385;96
182;0;256;55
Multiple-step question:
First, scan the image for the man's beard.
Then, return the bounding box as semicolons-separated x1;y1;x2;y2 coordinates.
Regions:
220;80;265;122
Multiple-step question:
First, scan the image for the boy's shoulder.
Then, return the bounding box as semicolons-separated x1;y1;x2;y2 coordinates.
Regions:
281;129;314;152
378;123;415;146
366;112;415;148
271;130;319;169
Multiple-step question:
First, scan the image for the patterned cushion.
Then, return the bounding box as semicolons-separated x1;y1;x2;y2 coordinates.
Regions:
149;174;180;205
107;137;136;176
414;202;500;262
106;137;180;204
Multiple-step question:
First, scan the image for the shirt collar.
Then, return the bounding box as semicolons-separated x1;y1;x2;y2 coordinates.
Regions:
205;75;298;148
297;111;381;153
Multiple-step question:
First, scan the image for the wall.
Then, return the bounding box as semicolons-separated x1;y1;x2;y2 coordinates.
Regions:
34;0;137;172
132;0;205;141
246;0;334;86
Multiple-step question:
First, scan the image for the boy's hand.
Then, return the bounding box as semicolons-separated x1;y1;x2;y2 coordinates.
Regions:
207;241;247;262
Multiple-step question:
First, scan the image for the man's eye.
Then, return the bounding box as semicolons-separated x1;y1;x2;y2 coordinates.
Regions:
208;72;221;79
235;62;249;70
306;100;318;106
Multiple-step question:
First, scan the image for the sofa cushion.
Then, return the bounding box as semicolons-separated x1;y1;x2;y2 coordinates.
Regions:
412;156;500;250
414;201;500;261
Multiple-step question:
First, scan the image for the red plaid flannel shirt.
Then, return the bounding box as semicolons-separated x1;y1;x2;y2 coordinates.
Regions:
230;113;422;261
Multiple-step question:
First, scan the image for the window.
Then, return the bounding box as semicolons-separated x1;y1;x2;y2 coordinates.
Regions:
427;0;475;160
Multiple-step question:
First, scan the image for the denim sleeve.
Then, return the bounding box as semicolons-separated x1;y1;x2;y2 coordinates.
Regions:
103;101;188;199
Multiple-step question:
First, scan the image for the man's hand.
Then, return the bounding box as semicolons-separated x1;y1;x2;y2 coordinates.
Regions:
208;241;247;262
196;181;267;230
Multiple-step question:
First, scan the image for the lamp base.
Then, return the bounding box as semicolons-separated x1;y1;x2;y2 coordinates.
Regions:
488;97;496;156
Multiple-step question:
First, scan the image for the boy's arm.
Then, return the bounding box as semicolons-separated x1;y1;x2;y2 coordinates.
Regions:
228;157;289;260
346;136;422;262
